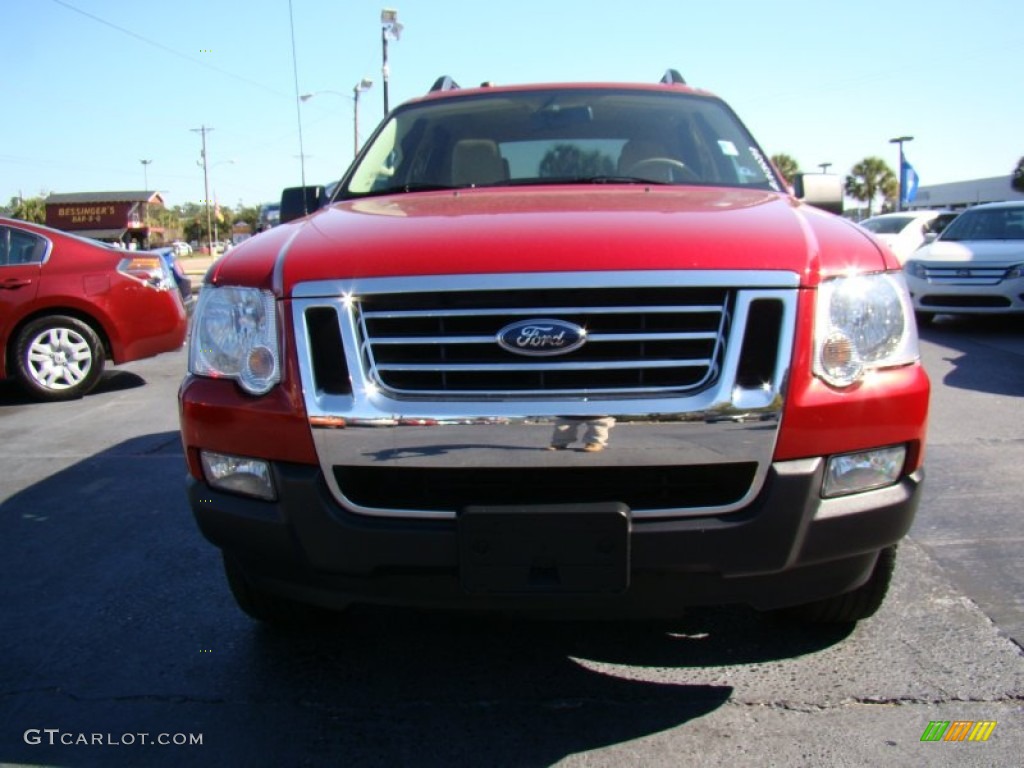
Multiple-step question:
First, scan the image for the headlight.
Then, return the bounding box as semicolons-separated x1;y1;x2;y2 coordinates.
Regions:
1006;264;1024;280
813;272;918;387
189;286;280;394
903;261;928;280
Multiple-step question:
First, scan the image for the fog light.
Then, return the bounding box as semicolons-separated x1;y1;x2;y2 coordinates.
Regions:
823;445;906;498
200;451;276;500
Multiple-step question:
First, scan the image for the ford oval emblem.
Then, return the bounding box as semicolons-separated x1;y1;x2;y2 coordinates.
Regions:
496;319;587;357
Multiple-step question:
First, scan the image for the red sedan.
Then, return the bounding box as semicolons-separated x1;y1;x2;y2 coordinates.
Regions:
1;217;188;400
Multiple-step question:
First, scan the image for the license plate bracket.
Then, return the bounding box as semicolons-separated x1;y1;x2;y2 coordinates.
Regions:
458;502;630;594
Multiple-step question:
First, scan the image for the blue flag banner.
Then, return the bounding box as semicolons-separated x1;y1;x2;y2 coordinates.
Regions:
902;160;920;204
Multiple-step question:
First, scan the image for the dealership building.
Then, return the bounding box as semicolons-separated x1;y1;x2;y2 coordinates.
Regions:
44;191;164;248
908;175;1024;210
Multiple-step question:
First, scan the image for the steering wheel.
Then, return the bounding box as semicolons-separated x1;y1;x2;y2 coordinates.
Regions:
623;157;699;183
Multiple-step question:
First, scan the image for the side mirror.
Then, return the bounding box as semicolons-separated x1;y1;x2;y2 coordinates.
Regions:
793;173;843;215
280;186;326;224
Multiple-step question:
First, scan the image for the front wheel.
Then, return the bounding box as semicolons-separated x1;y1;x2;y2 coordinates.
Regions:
773;546;898;624
14;315;105;401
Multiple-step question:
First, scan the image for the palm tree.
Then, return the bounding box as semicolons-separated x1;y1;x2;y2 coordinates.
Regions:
771;153;800;185
10;195;46;224
845;157;897;217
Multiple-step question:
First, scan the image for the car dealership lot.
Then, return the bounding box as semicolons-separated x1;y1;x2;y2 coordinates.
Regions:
1;326;1022;767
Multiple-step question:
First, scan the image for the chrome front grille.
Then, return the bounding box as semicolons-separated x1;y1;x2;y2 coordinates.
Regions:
295;271;799;405
919;264;1012;286
355;286;730;397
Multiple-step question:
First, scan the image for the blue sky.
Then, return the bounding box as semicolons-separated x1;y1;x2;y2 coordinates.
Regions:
3;0;1021;210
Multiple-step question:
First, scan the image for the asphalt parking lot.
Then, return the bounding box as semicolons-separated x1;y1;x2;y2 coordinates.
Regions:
0;316;1022;767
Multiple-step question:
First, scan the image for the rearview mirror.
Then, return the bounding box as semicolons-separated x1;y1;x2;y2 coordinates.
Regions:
793;173;843;215
280;186;326;224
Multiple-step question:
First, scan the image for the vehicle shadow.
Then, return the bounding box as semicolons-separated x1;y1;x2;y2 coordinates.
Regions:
226;604;852;766
0;432;851;768
0;369;146;406
92;369;148;394
919;314;1024;397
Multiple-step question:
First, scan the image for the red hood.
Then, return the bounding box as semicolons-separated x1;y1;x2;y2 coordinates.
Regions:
208;187;891;294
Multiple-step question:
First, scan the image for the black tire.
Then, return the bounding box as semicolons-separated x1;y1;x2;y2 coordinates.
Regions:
223;555;343;626
14;315;105;401
775;546;898;624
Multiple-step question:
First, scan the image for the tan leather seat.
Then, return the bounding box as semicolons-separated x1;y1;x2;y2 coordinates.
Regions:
617;139;669;175
451;140;507;186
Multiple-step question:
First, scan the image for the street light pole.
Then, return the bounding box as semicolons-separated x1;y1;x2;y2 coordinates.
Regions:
889;136;913;212
380;8;401;114
139;160;153;245
353;78;374;156
818;162;832;174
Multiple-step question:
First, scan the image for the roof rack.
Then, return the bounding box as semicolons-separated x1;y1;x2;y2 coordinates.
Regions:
429;76;461;93
660;69;686;85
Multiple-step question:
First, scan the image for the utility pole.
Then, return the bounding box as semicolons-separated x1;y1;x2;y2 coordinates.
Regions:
191;126;214;253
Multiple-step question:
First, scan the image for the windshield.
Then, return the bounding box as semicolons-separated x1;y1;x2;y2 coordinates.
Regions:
860;216;915;235
940;206;1024;241
338;88;782;198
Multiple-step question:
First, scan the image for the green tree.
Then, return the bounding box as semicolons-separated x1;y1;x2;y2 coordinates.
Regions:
845;157;897;217
539;145;614;178
8;195;46;224
771;153;800;185
234;204;260;232
143;202;185;245
1012;156;1024;194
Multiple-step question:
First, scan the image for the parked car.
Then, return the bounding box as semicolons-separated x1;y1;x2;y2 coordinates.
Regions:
182;72;928;627
904;201;1024;321
147;246;194;309
171;240;192;257
0;217;188;400
859;210;959;264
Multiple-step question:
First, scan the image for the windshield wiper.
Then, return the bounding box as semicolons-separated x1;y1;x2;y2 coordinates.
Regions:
349;182;461;198
350;177;675;198
497;176;672;188
579;175;672;185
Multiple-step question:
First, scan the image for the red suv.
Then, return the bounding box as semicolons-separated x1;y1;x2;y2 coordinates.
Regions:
1;217;188;400
181;73;929;625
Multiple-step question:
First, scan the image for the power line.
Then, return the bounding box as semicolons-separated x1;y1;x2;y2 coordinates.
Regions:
50;0;289;98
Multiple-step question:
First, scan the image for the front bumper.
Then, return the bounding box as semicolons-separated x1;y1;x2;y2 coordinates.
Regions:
906;269;1024;314
189;457;922;616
